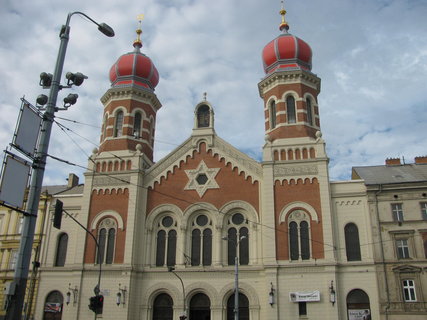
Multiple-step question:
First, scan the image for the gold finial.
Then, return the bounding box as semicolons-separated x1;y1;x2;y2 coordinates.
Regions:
279;0;289;32
134;14;144;48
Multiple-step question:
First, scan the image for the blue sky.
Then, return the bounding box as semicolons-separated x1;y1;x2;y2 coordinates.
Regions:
0;0;426;185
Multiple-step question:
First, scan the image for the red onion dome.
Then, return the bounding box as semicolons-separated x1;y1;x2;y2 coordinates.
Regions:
262;33;312;74
109;31;159;90
262;5;312;74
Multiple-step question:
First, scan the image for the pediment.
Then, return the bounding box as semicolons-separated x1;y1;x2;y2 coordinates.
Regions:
145;134;262;188
392;264;422;273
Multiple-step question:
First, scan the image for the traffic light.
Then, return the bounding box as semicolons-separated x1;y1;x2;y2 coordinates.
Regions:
88;295;104;314
53;199;63;229
88;296;97;312
96;295;104;314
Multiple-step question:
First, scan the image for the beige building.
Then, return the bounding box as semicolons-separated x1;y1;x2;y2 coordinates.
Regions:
32;7;384;320
352;157;427;319
0;177;77;320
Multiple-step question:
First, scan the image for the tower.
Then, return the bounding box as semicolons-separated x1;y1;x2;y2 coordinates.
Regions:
99;23;161;164
259;4;335;266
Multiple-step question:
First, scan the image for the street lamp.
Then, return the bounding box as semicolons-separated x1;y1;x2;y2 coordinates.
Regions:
168;267;187;320
222;235;246;320
5;12;114;320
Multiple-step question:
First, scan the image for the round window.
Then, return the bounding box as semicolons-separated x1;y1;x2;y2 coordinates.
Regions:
231;213;244;225
196;215;208;226
162;216;173;228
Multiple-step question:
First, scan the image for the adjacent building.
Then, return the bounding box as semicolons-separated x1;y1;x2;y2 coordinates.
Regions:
352;157;427;319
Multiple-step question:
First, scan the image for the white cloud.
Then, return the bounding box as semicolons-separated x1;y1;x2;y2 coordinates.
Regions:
0;0;426;186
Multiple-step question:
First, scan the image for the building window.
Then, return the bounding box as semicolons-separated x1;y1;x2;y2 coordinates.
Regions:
298;302;307;316
306;97;313;126
16;216;23;234
420;202;427;220
102;114;108;139
191;214;212;266
9;250;18;270
55;233;68;267
269;100;277;129
424;239;427;259
344;223;361;261
96;218;117;264
152;293;173;320
226;213;249;266
133;112;142;138
197;105;210;128
156;216;177;267
391;203;404;222
114;110;124;137
286;96;296;124
289;221;299;260
288;211;311;261
227;293;249;320
396;239;410;259
402;279;417;302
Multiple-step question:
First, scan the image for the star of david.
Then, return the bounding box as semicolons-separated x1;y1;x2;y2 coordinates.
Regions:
184;160;220;197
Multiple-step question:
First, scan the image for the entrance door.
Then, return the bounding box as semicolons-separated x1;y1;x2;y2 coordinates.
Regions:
153;293;173;320
347;289;371;320
43;291;63;320
227;293;249;320
189;293;210;320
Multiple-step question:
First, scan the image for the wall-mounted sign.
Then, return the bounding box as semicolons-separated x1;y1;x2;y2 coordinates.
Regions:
348;309;371;320
289;290;320;302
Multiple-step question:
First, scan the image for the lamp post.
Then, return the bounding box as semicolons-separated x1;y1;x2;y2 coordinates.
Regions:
222;235;246;320
168;267;186;320
5;12;114;320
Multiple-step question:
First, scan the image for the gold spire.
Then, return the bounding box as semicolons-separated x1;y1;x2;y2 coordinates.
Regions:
133;14;144;48
279;0;289;32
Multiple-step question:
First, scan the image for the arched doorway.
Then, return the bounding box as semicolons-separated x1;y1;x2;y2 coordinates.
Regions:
43;291;63;320
347;289;371;320
189;293;210;320
153;293;173;320
227;293;249;320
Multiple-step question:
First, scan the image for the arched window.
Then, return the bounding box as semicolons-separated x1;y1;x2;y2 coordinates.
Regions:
114;111;124;137
345;223;361;261
150;118;155;145
96;218;117;265
288;210;311;261
189;293;210;320
289;222;299;260
55;233;68;267
102;114;108;140
286;96;296;124
197;105;210;128
43;291;63;320
152;293;173;320
306;97;313;126
191;214;212;266
133;112;142;138
156;216;177;267
269;100;277;129
300;221;310;260
227;293;249;320
226;213;249;266
346;289;370;318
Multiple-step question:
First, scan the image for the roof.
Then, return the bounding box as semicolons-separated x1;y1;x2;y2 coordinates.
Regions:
56;184;84;196
41;185;68;195
352;163;427;185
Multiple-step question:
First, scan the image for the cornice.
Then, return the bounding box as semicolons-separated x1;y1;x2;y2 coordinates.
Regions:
100;86;162;111
258;70;321;97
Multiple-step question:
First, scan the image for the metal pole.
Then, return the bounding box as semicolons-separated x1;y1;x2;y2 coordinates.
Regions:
5;13;113;319
169;268;186;319
234;254;239;320
5;14;72;320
